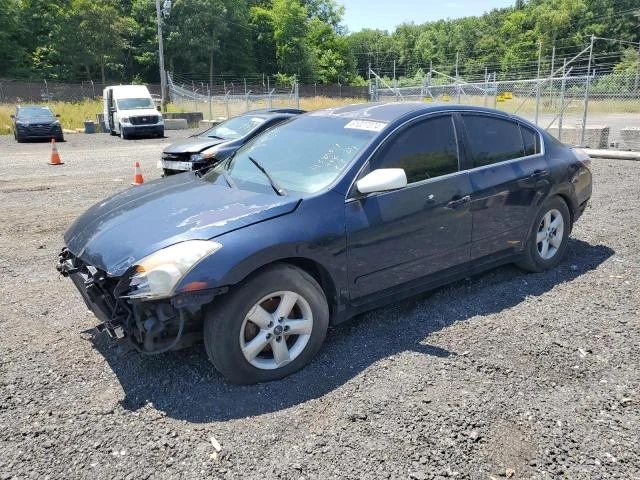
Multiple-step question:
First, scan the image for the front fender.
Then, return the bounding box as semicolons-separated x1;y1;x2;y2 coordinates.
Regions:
174;191;348;301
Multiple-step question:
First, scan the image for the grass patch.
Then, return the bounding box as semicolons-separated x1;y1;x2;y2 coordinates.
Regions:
0;99;103;135
0;96;365;135
4;94;633;135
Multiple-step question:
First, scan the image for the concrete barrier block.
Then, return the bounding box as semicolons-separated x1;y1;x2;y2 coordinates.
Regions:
620;127;640;151
164;118;188;130
548;125;609;148
198;118;226;129
164;112;204;126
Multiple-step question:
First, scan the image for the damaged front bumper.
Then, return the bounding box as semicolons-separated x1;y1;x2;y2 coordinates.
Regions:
57;247;226;354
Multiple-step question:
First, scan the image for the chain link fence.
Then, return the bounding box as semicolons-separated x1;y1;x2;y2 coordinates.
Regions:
370;67;640;150
166;73;301;119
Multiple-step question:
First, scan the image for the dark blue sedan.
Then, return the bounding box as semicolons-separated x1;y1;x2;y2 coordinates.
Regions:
11;105;64;142
57;103;592;384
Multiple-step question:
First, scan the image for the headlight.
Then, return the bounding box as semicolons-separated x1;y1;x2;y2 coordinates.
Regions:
190;147;219;163
121;117;130;123
124;240;222;299
53;120;60;126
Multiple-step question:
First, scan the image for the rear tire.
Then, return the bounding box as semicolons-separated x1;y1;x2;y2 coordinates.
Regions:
516;196;570;273
203;264;329;384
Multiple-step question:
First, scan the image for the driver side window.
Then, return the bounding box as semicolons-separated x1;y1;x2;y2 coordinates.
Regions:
371;115;459;184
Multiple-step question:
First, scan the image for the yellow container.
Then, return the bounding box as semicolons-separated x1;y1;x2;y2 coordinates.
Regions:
496;94;505;102
424;97;433;103
441;94;451;102
503;92;513;99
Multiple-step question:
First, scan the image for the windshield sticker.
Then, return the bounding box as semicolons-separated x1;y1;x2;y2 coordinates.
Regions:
344;120;386;132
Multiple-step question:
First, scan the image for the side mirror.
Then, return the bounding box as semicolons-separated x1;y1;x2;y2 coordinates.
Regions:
10;114;15;119
157;105;162;112
55;114;60;117
356;168;407;194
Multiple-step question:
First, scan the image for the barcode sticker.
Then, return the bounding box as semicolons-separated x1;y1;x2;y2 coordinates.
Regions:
344;120;386;132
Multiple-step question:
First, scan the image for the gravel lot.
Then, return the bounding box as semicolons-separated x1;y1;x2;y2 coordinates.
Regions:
0;132;638;479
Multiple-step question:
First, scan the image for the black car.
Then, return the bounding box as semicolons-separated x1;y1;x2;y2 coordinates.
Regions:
160;108;305;175
58;103;592;384
11;105;64;142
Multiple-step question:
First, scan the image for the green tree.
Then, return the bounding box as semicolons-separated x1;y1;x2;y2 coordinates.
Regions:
272;0;313;80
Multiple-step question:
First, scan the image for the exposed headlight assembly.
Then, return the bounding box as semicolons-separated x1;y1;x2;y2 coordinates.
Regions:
124;240;222;300
190;146;219;163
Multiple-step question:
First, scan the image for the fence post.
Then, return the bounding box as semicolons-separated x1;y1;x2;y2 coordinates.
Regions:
295;78;300;109
225;92;230;119
535;40;542;125
635;40;640;92
455;52;460;104
580;35;595;146
245;91;250;113
493;73;497;109
208;86;212;120
484;67;488;107
558;58;567;142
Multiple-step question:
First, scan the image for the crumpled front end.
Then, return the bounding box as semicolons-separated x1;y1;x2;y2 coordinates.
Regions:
57;247;223;354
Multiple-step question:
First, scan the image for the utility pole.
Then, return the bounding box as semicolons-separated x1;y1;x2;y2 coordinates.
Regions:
155;0;171;111
580;35;595;146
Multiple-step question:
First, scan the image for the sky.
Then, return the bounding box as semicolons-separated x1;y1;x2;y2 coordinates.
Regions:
340;0;516;32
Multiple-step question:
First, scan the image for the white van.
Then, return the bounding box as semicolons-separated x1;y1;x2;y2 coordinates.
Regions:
103;85;164;139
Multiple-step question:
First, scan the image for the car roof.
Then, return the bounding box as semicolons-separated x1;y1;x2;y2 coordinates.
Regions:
244;108;306;117
309;102;514;123
17;105;52;109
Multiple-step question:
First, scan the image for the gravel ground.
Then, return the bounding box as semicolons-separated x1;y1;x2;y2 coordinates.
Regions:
0;132;638;480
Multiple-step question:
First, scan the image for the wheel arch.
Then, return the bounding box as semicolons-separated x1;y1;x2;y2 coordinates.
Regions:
551;191;575;231
228;257;340;323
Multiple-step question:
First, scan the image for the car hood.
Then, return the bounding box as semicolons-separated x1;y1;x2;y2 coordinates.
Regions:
163;137;228;154
64;174;300;276
17;116;56;124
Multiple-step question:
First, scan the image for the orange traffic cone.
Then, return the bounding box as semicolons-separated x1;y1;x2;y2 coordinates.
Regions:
131;162;144;185
49;139;64;165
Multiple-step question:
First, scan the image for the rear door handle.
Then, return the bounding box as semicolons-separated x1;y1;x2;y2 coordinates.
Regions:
446;195;470;209
529;169;550;180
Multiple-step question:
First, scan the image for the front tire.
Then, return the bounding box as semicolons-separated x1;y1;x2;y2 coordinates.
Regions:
120;125;128;140
516;196;570;272
203;264;329;384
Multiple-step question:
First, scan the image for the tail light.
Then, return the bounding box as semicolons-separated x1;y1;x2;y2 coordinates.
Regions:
572;147;592;169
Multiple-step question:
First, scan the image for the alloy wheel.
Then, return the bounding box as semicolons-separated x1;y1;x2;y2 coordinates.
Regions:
239;291;313;370
536;208;564;260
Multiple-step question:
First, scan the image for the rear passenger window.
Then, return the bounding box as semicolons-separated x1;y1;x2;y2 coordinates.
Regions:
372;115;459;183
462;115;525;168
521;125;540;156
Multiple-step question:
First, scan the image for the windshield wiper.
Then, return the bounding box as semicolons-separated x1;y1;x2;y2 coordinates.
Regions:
220;169;237;189
248;156;287;196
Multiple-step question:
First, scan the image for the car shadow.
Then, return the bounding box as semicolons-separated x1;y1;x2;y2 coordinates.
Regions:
88;239;613;422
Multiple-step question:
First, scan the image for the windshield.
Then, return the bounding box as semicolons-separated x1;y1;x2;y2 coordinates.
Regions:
203;115;266;140
117;98;154;110
17;107;53;118
202;116;379;195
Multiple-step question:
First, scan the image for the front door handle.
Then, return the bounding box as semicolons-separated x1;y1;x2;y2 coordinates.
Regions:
446;195;471;209
529;169;550;180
